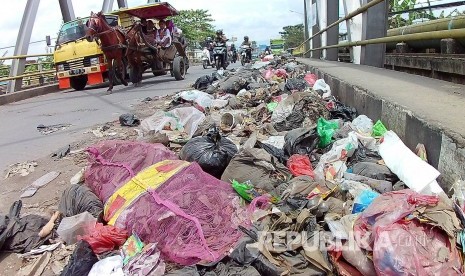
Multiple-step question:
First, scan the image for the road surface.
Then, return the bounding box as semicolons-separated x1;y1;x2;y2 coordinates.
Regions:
0;64;233;172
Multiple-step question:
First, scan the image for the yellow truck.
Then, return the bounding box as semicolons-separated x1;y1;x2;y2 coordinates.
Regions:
54;15;119;90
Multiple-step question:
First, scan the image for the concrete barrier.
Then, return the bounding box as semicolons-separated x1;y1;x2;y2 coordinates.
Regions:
298;58;465;192
0;84;59;106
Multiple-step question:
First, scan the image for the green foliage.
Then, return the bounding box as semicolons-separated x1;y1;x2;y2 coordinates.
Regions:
280;24;304;49
0;65;9;77
171;9;216;49
389;0;440;29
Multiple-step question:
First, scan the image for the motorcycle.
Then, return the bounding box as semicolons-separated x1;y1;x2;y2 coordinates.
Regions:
202;51;215;69
241;45;252;66
213;42;228;70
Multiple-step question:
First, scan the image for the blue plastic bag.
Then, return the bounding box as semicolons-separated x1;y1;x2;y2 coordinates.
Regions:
352;189;380;214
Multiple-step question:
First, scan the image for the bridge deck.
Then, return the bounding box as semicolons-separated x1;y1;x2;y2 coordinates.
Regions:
298;58;465;189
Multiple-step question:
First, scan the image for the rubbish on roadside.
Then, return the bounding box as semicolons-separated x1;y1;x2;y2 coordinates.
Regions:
266;101;278;112
317;117;339;148
51;144;71;159
37;123;71;135
262;135;285;149
304;73;317;86
57;211;97;245
88;255;124;276
415;143;428;162
20;171;60;198
19;242;62;258
220;112;243;131
4;161;38;178
452;180;465;212
352;162;397;182
142;97;152;102
372;119;387;138
119;113;140;127
313;79;331;98
180;127;238;178
123;243;166;276
104;160;250;265
328;100;357;122
194;75;214;91
79;223;128;254
85;140;178;202
58;185;103;218
17;251;51;276
379;131;441;194
343;172;392;193
121;234;145;265
352;115;373;135
284;77;308;92
140;106;205;142
61;240;99;276
70;168;85;185
174;90;214;110
352;189;380;214
284;127;319;157
287;154;315;178
0;200;50;253
211;99;229;109
38;211;60;238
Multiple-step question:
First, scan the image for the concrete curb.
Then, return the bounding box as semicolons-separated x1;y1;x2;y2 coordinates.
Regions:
298;58;465;192
0;84;59;106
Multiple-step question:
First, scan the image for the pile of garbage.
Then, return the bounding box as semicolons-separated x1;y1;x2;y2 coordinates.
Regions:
3;55;465;276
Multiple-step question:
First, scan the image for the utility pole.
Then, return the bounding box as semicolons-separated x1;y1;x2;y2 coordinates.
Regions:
303;0;310;57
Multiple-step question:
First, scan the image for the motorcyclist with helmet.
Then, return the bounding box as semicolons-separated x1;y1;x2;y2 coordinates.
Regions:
241;36;252;61
213;30;229;68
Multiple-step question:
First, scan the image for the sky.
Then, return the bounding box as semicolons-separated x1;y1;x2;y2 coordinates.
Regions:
0;0;462;58
0;0;305;57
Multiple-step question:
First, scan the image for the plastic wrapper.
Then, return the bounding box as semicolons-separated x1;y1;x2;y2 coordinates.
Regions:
140;107;206;142
352;162;398;182
352;115;373;135
283;128;319;157
317;118;339;148
180;128;238;178
57;211;97;245
313;79;331;98
88;255;124;276
174;90;214;110
304;73;318;86
371;120;387;138
284;77;308;92
352;189;380;214
329;101;357;122
61;240;99;276
121;234;145;265
379;131;441;194
119;114;140;127
287;154;315;178
79;223;128;254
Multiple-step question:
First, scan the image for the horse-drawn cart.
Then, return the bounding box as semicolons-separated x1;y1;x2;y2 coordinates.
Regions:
114;2;189;84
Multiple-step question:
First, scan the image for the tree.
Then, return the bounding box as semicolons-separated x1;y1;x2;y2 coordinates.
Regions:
171;9;216;49
280;24;304;49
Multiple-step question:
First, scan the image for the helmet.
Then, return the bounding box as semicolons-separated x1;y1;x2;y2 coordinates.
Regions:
244;36;249;40
216;29;223;36
207;37;212;41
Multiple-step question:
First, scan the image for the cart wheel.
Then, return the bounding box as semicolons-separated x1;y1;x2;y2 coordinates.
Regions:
173;56;185;80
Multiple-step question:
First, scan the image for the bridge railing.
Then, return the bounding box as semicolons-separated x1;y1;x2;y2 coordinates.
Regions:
0;53;56;94
293;0;465;67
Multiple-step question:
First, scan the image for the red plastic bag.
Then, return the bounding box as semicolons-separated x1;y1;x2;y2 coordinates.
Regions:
304;73;317;86
287;154;315;178
79;223;128;254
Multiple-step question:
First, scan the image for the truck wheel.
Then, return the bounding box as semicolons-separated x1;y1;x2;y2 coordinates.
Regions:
70;75;87;91
173;56;186;80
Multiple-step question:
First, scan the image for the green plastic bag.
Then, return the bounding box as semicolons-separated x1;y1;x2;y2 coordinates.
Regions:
232;180;255;202
317;117;339;148
372;120;387;138
267;102;279;112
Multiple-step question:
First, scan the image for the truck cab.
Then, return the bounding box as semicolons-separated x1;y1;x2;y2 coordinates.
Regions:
54;15;119;90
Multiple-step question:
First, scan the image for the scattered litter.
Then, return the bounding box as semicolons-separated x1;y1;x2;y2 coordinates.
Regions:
36;123;71;135
51;144;71;159
4;161;38;178
119;113;140;127
57;211;97;245
20;171;60;198
19;243;62;258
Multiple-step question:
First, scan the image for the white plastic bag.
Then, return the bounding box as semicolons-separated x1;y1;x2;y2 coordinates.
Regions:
57;212;96;245
352;115;373;135
88;256;124;276
379;131;441;194
313;79;332;98
176;90;213;109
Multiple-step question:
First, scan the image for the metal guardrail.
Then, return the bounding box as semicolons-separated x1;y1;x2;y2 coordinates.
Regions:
0;53;56;93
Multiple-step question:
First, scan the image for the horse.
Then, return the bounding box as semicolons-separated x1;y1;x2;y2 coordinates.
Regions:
125;22;146;87
85;11;128;93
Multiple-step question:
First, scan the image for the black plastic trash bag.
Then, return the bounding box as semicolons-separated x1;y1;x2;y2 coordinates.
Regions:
61;240;99;276
0;200;50;253
330;101;357;122
180;127;238;178
257;141;287;165
58;185;104;219
119;113;140;127
348;143;382;166
285;77;308;92
284;128;319;157
194;75;213;91
352;162;398;183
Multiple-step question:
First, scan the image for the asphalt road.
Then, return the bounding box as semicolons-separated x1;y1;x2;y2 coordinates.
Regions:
0;64;234;172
